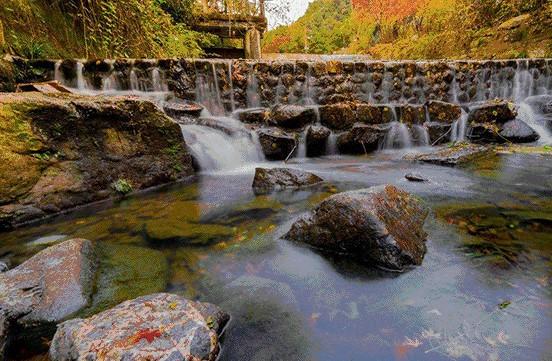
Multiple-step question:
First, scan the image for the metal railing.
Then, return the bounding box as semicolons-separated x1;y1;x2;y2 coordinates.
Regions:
199;0;265;17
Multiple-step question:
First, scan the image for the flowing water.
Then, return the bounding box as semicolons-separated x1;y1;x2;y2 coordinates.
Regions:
2;152;551;361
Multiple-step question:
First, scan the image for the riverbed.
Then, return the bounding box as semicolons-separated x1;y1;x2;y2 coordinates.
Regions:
2;150;550;361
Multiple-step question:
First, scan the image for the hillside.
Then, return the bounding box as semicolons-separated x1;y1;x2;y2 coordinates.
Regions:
0;0;210;59
263;0;552;59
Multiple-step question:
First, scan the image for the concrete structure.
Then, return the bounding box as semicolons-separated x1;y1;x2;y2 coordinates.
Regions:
194;0;267;59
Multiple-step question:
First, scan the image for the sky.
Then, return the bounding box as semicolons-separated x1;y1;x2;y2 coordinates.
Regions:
267;0;315;29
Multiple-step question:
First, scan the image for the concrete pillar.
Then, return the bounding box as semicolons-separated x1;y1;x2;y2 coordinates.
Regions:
245;27;261;59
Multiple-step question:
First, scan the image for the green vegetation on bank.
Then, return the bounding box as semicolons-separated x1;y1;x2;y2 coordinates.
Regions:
263;0;552;59
0;0;212;59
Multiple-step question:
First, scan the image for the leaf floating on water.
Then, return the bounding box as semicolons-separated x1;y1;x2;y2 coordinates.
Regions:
498;300;511;309
403;336;423;348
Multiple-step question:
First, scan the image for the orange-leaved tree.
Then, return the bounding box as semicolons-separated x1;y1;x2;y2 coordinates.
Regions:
352;0;426;22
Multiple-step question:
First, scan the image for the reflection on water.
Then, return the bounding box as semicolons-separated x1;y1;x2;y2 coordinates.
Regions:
1;152;551;361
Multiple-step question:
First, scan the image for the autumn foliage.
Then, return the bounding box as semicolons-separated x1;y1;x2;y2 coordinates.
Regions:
352;0;426;21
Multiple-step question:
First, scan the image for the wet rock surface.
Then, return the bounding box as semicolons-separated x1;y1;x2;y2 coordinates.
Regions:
337;123;390;154
405;173;428;182
268;104;316;129
252;168;324;195
320;103;356;130
284;185;429;271
258;128;296;160
423;122;452;145
499;119;540;143
427;100;461;123
49;293;229;361
163;101;203;118
306;125;331;157
0;93;193;230
468;100;517;124
235;107;269;124
407;143;494;166
0;239;96;355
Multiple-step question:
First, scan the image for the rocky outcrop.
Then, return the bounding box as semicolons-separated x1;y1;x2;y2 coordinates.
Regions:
252;167;323;195
0;239;96;355
163;101;203;118
0;93;193;230
468;100;517;124
0;60;15;93
50;293;230;361
268;104;316;129
258;128;296;160
337;123;390;154
407;143;493;166
427;100;461;123
284;185;429;271
499;119;540;143
306;125;331;157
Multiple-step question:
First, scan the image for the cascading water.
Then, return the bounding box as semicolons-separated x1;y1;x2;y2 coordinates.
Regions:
517;102;552;144
413;125;430;146
76;61;87;90
451;109;469;142
246;64;261;108
326;133;338;155
179;117;264;172
381;121;413;150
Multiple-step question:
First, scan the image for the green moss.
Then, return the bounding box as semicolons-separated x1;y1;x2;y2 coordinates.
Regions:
111;178;133;196
83;243;169;317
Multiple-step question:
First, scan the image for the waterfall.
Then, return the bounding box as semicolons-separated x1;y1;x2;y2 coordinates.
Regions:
179;117;264;172
151;68;167;92
130;69;140;91
296;129;307;158
451;109;468;142
381;121;413;150
327;132;338;155
518;102;552;144
195;62;225;116
102;60;118;91
246;64;261;108
54;60;63;83
413;125;430;146
76;62;87;90
227;61;236;112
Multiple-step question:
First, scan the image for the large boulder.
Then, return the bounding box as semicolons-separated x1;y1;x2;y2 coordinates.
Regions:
49;293;230;361
0;239;96;354
252;167;323;195
468;100;517;124
306;125;331;157
320;103;357;130
499;119;540;143
400;105;426;125
0;93;193;230
268;104;316;129
426;100;461;123
258;128;296;160
163;101;203;118
337;123;390;154
284;185;429;271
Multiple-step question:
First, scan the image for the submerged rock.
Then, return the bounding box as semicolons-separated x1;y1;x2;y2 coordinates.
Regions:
405;173;428;182
0;239;96;354
258;128;296;160
427;100;461;123
284;185;429;271
468;100;517;124
306;125;331;157
407;143;493;166
499;119;540;143
0;93;193;230
268;104;316;129
525;95;552;114
49;293;229;361
252;168;323;195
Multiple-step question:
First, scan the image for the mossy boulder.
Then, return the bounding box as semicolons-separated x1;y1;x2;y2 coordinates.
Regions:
0;93;193;230
0;59;15;92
